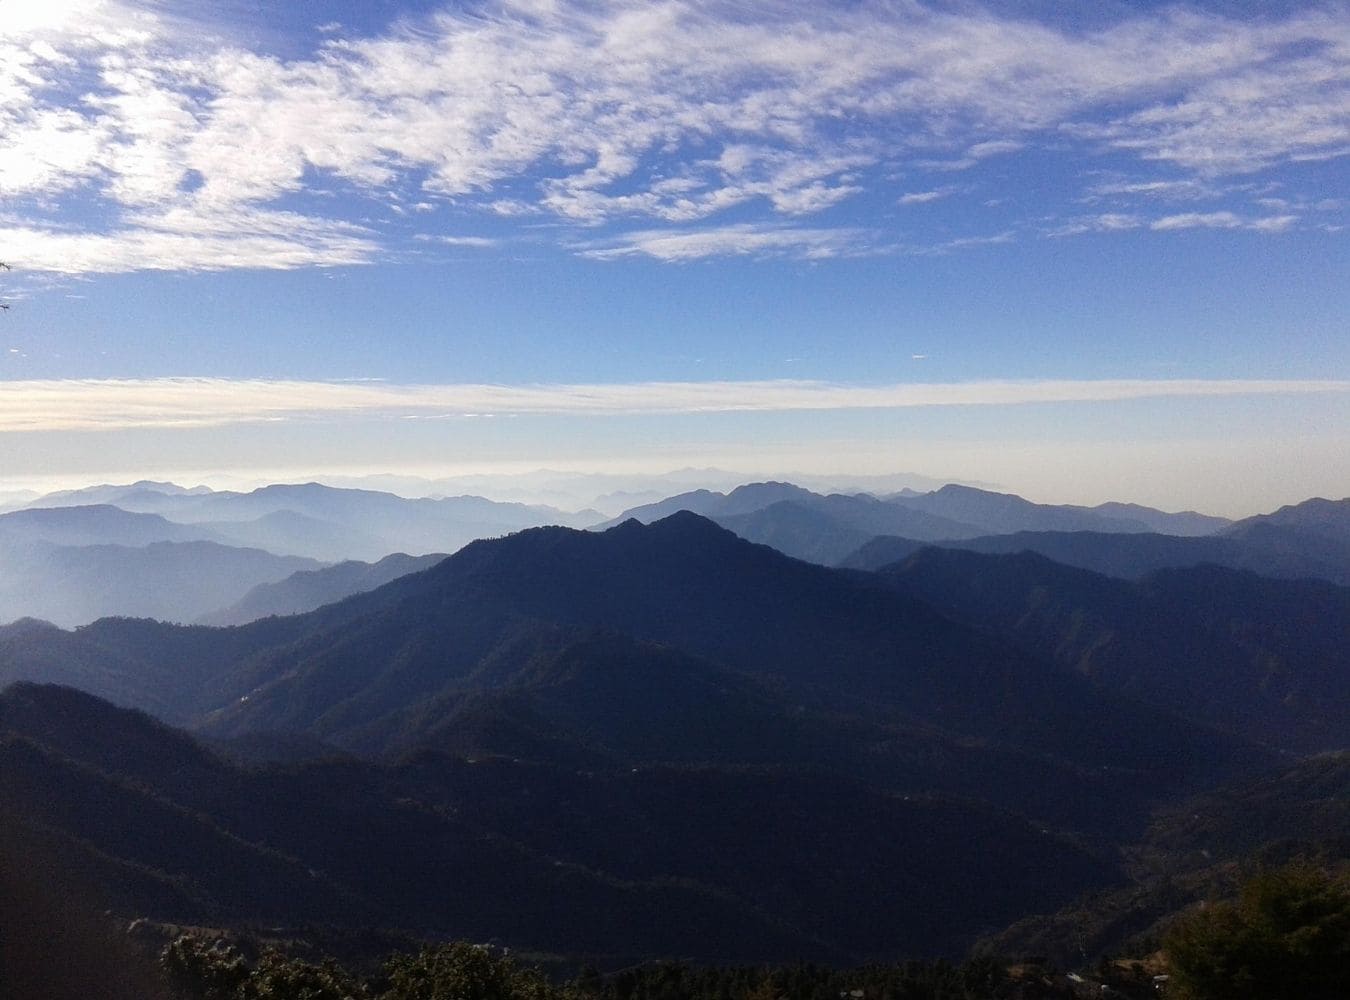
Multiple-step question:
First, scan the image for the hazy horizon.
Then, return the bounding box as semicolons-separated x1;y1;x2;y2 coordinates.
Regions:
2;461;1344;521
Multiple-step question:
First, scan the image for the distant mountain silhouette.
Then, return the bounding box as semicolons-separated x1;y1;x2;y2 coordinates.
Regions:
843;528;1350;584
61;481;605;559
200;551;446;625
607;481;826;523
607;482;983;561
26;480;211;510
610;482;1230;566
1091;500;1231;536
714;501;877;565
888;484;1230;537
0;504;225;548
0;539;320;628
1218;497;1350;577
1228;496;1350;546
193;508;395;562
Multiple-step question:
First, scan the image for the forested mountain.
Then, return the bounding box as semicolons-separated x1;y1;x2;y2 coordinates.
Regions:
606;482;986;544
843;526;1350;584
0;504;1344;969
979;751;1350;967
875;548;1350;751
608;482;1234;568
0;682;1119;963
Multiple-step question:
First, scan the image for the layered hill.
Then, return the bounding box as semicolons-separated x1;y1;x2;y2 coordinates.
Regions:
163;515;1263;795
0;539;320;628
3;508;1343;964
0;682;1119;962
843;521;1350;585
0;482;606;625
31;482;603;561
609;482;1231;567
199;551;447;626
874;548;1350;751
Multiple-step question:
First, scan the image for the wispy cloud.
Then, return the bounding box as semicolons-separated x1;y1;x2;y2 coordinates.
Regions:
1150;210;1297;232
1048;213;1144;237
1084;178;1217;201
899;188;955;205
0;210;376;273
907;231;1016;254
577;223;870;261
2;1;1346;272
1;376;1346;432
1049;209;1299;237
414;234;500;248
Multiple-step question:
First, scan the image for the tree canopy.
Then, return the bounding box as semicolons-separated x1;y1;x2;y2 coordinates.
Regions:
1164;861;1350;1000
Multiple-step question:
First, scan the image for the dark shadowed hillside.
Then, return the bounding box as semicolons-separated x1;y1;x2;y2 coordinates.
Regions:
167;514;1265;803
875;547;1350;751
842;527;1350;584
0;682;1120;963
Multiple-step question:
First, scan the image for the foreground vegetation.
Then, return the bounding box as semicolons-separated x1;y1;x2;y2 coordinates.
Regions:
160;937;1130;1000
151;861;1350;1000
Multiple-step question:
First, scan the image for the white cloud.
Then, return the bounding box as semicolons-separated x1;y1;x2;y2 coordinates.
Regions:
1085;178;1216;201
1;207;377;273
899;188;954;205
908;231;1016;254
1151;210;1257;231
1;376;1346;432
414;234;499;248
578;223;869;261
3;1;1347;271
1048;213;1144;236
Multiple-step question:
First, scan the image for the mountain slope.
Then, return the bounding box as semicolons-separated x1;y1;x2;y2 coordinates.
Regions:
0;504;224;548
179;514;1265;802
609;483;984;550
842;528;1350;584
885;484;1229;537
200;551;447;625
0;682;1120;962
876;547;1350;751
0;539;321;627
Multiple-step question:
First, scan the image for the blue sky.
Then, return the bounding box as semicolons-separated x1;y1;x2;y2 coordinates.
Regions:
1;0;1347;513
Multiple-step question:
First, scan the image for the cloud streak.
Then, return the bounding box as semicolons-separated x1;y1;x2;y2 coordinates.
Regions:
2;376;1347;432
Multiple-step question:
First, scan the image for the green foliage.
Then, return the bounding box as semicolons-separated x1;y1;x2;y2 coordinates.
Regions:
381;942;553;1000
246;950;368;1000
1164;861;1350;1000
160;934;250;1000
160;935;367;1000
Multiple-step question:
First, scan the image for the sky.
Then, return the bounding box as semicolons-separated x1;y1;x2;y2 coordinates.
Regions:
0;0;1347;515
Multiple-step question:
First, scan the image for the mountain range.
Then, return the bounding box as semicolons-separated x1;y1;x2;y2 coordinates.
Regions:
0;478;1347;967
0;481;604;627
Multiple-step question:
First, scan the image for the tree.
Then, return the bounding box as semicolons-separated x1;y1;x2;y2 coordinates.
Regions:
1163;861;1350;1000
160;933;251;1000
380;942;555;1000
246;949;368;1000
